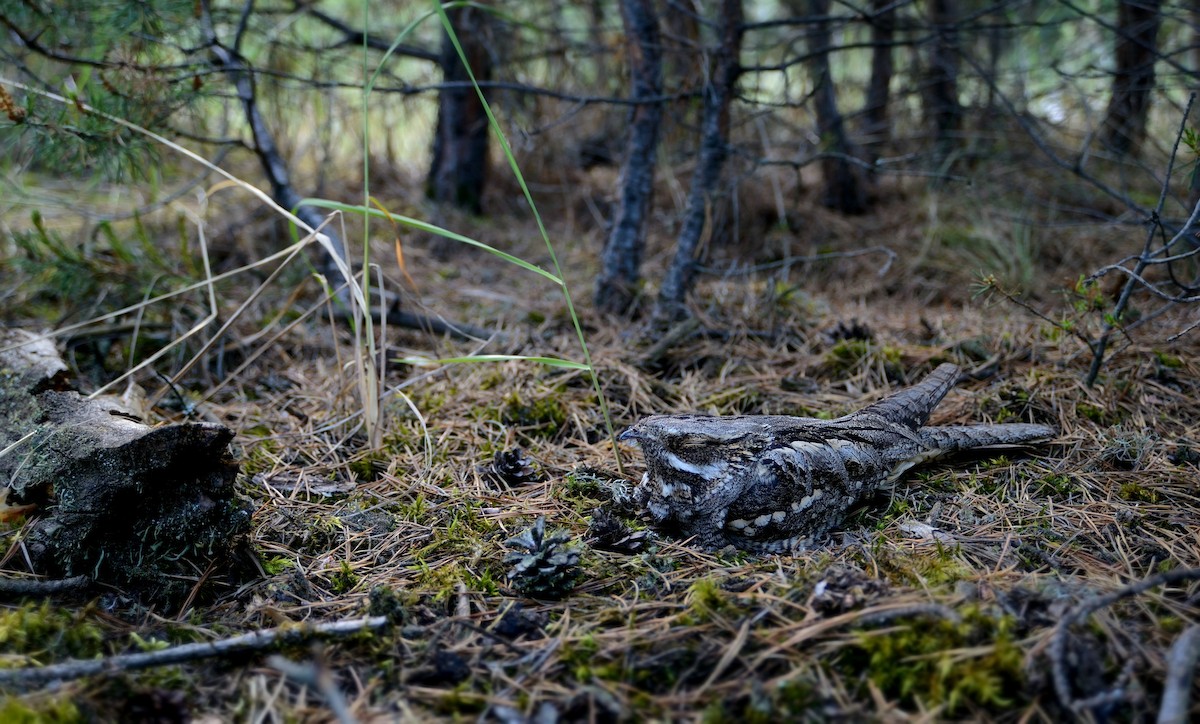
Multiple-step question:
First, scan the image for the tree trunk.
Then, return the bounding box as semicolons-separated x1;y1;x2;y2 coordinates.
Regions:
654;0;744;323
1101;0;1163;157
427;4;493;214
924;0;961;162
810;0;865;214
661;1;703;144
862;0;895;162
595;0;664;316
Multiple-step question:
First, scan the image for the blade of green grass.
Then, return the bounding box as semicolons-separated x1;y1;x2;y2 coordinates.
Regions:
398;354;591;370
431;1;624;472
293;198;563;286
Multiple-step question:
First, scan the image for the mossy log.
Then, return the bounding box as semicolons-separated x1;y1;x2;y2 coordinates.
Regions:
0;329;251;608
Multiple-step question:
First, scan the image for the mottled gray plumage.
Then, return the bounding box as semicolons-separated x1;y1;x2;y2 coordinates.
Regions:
619;364;1055;551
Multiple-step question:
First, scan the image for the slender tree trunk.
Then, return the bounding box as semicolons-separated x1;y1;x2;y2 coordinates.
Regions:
982;3;1008;117
1194;0;1200;78
924;0;961;162
810;0;865;214
662;1;703;143
427;4;492;214
862;0;895;162
1190;1;1200;211
1101;0;1163;157
654;0;743;323
202;10;348;288
595;0;664;315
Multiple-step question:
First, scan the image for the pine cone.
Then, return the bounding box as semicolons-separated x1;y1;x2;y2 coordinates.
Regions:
503;516;581;600
824;318;874;343
587;509;649;555
810;565;888;615
486;448;542;486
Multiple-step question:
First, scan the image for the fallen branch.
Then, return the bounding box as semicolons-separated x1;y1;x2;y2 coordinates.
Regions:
0;615;390;688
269;654;356;724
1158;624;1200;724
637;317;701;368
1049;567;1200;715
0;575;91;597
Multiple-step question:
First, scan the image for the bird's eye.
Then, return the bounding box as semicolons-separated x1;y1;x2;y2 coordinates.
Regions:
665;435;708;452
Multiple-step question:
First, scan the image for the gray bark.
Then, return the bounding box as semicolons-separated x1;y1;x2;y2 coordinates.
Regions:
1101;0;1164;156
810;0;866;214
655;0;744;323
862;0;895;162
595;0;664;315
427;4;493;215
0;329;250;608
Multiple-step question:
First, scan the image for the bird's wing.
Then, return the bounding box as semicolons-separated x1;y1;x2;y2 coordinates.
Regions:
849;363;961;429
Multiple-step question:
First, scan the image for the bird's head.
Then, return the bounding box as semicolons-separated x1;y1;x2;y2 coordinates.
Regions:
619;415;774;527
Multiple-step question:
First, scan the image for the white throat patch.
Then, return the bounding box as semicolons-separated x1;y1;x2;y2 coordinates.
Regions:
664;451;725;480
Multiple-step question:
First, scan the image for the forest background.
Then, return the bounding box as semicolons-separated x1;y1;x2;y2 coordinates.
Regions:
1;1;1199;721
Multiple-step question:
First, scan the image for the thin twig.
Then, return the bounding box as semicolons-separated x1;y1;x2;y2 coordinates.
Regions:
1049;568;1200;714
269;654;357;724
0;575;91;597
694;246;897;277
0;615;390;687
1085;94;1196;386
1158;625;1200;724
857;603;962;627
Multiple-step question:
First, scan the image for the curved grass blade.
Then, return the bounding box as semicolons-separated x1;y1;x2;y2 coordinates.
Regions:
397;354;589;370
293;198;562;286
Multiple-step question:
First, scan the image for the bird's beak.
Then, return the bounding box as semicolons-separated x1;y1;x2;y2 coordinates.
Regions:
617;427;640;444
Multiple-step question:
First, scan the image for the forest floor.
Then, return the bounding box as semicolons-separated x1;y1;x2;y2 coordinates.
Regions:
2;161;1200;722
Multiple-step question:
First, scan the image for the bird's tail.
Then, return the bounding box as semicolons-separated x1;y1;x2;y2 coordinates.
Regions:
855;363;962;429
918;423;1056;455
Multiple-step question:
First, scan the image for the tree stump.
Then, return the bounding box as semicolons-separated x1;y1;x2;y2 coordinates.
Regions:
0;329;252;608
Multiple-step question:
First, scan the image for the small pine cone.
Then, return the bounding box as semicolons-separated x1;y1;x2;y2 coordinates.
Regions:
824;319;873;343
587;509;649;555
503;516;581;600
486;448;542;486
810;565;888;615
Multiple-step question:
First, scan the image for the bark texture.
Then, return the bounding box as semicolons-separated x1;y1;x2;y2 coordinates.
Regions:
595;0;664;315
810;0;866;214
0;329;250;608
862;0;895;162
655;0;744;322
925;0;961;161
427;4;493;214
1101;0;1164;156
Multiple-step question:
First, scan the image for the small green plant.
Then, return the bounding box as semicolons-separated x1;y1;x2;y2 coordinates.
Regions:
1076;403;1111;424
1117;482;1159;503
331;561;360;594
0;695;82;724
837;606;1023;715
500;391;568;438
685;578;734;621
0;602;106;661
1036;474;1075;496
823;338;901;375
1153;350;1183;369
261;555;294;576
